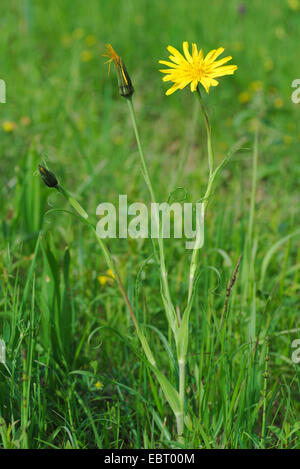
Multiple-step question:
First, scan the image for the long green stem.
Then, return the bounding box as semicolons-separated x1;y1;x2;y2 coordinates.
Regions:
187;165;214;304
196;87;214;177
127;97;186;440
93;229;156;367
261;337;269;448
126;97;177;332
170;97;199;190
177;358;185;439
57;184;156;367
186;90;214;305
57;185;89;220
179;92;217;438
186;86;229;305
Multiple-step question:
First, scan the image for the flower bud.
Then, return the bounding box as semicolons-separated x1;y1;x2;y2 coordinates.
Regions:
103;44;134;98
116;57;134;98
38;165;58;188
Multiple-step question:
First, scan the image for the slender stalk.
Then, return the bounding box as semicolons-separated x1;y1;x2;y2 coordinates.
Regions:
126;97;177;332
127;97;186;440
176;412;184;443
57;184;156;367
179;91;220;439
187;170;214;304
170;97;199;190
93;229;156;367
57;185;88;219
261;337;269;448
186;90;215;304
248;129;258;247
186;91;233;305
177;359;185;439
196;87;214;177
126;98;156;203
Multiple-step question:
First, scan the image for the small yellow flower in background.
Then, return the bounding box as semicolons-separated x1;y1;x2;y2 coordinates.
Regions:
275;26;286;39
250;81;263;91
85;34;97;46
238;91;250;104
72;28;84;40
80;50;93;62
107;268;115;279
274;97;284;109
95;381;103;390
98;275;107;286
98;268;116;286
159;42;237;95
283;135;293;145
2;121;17;132
103;44;134;98
264;58;274;71
287;0;300;10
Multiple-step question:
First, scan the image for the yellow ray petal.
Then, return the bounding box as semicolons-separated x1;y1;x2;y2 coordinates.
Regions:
190;79;198;92
200;79;210;93
183;41;193;63
158;60;181;69
166;83;182;95
204;47;225;64
210;56;233;68
167;45;186;62
168;54;181;64
211;65;238;78
192;43;198;60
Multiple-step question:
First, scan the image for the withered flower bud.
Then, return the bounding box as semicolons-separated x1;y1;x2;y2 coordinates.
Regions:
103;44;134;98
38;164;58;188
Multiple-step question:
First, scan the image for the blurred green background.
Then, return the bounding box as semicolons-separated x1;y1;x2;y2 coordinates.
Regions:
0;0;299;449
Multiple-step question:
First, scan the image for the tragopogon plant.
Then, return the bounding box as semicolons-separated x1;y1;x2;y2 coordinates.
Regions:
39;41;239;442
103;42;238;439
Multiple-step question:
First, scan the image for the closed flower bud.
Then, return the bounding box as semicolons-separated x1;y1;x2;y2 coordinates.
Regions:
38;165;58;188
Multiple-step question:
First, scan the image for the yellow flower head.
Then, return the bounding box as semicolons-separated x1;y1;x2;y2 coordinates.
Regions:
98;268;116;286
238;91;250;104
2;121;17;132
159;41;238;95
274;97;284;109
283;135;292;145
95;380;103;390
85;34;97;46
80;50;93;62
288;0;300;11
103;44;134;98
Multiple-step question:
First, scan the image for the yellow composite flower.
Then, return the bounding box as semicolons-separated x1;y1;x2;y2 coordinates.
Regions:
159;41;238;95
80;50;93;62
95;380;103;390
2;121;17;132
238;91;250;104
98;268;116;286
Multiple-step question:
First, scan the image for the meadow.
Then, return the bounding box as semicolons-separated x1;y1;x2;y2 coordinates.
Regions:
0;0;299;449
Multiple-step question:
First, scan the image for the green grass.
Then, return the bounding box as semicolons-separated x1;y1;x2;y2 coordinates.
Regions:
0;0;299;449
